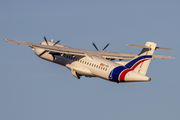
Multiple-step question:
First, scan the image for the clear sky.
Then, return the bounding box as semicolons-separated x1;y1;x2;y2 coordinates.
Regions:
0;0;179;120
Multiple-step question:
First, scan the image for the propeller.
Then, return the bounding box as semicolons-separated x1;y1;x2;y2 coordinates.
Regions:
44;36;49;46
102;43;110;51
53;40;60;46
92;42;110;51
92;42;99;51
39;36;60;57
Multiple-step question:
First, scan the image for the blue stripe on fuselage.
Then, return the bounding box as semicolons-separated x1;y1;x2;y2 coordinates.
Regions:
109;66;126;82
125;55;152;68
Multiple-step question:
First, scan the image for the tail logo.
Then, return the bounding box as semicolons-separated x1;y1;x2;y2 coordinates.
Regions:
109;55;152;82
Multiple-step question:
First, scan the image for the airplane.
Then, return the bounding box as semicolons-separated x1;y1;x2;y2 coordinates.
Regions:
4;37;175;83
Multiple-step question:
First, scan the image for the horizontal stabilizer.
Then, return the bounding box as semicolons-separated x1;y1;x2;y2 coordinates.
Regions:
155;47;174;51
126;43;174;51
126;44;150;49
153;55;175;59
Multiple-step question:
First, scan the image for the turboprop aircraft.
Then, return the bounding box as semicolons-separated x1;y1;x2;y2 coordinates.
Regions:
4;37;175;83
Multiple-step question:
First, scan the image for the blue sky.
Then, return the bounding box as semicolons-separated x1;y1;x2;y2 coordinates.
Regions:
0;0;179;120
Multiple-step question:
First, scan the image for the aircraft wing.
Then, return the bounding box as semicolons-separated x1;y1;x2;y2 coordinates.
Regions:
4;39;86;56
4;39;175;59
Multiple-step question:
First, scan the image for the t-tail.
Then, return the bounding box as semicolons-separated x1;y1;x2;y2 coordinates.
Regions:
108;41;174;83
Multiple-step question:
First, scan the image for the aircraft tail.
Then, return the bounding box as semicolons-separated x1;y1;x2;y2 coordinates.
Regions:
125;42;157;75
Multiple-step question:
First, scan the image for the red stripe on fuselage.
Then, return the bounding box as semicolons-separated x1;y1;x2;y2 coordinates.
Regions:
119;59;150;81
119;69;131;81
131;59;150;70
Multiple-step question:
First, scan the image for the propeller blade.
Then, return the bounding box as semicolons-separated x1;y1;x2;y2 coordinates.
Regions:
39;50;47;57
53;40;60;46
43;36;49;46
102;43;110;51
92;42;99;51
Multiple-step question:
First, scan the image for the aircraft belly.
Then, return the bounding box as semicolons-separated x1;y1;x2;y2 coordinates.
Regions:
91;69;108;80
75;68;93;77
66;63;93;77
54;56;69;66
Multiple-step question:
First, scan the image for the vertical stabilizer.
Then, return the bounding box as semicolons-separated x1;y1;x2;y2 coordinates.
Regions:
125;42;157;75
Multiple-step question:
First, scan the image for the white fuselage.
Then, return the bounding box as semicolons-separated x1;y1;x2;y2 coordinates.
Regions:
34;41;120;81
34;41;151;83
5;39;174;83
